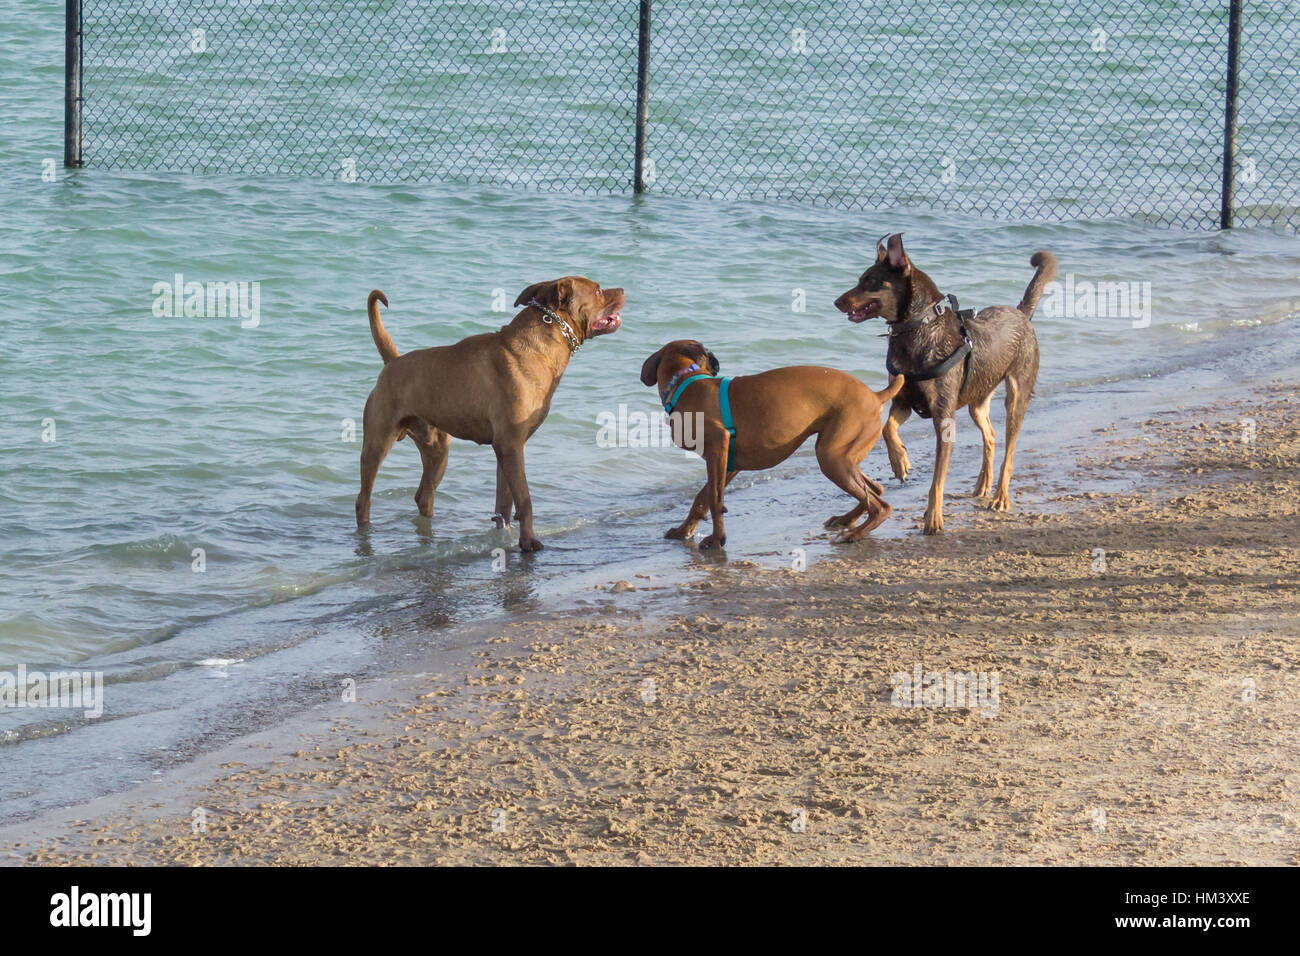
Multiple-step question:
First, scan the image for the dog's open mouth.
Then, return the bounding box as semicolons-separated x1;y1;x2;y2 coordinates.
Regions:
845;301;879;323
589;290;625;336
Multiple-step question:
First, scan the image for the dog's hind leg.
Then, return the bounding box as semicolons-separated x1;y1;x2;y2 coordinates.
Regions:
823;484;868;529
819;430;867;529
823;462;891;542
818;427;891;541
883;400;912;481
990;376;1027;512
838;484;890;542
411;426;450;519
969;394;996;498
356;419;399;527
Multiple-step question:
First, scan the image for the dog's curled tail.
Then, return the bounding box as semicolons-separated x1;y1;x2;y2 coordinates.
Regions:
1018;251;1058;319
875;373;906;404
368;290;400;364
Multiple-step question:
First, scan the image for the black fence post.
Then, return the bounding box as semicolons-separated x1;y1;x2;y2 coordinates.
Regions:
1220;0;1242;229
633;0;652;193
64;0;83;167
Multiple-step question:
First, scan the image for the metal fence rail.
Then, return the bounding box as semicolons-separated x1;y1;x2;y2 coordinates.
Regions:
65;0;1299;232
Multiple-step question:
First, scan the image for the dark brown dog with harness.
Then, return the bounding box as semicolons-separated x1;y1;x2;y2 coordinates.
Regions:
641;340;904;548
834;234;1056;534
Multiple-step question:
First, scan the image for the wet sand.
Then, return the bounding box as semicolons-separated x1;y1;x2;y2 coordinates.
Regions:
5;379;1297;866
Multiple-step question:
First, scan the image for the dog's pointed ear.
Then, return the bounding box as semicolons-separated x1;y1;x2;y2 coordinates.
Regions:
875;233;891;263
515;279;565;309
640;346;666;387
706;351;720;375
886;233;911;274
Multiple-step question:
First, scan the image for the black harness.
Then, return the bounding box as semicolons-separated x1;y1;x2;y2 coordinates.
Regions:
884;293;976;391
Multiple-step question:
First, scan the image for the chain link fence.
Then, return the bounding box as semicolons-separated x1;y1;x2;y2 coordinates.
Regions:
1234;1;1300;231
69;0;1299;232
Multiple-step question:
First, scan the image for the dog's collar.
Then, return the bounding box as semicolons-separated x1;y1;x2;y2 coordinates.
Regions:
527;298;582;354
661;364;714;413
884;293;974;336
887;321;976;392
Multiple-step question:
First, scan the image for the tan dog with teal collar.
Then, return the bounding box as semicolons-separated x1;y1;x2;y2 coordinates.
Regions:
641;340;904;548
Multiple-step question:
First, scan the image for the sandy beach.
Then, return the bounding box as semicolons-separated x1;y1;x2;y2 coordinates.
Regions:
6;374;1298;866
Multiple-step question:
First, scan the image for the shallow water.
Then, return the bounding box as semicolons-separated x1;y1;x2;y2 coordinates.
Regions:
4;173;1296;665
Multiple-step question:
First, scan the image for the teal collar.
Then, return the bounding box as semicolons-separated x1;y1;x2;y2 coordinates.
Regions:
661;365;714;414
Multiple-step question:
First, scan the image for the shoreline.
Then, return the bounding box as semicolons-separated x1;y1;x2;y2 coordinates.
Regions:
4;237;1297;826
5;370;1297;865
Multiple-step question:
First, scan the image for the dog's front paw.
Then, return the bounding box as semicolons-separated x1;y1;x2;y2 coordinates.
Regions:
973;471;993;498
519;536;544;552
492;512;511;529
824;513;851;529
664;525;693;540
989;491;1012;512
890;448;912;482
922;509;944;535
699;533;726;550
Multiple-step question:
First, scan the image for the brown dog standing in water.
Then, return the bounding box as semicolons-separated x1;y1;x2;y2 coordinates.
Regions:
356;276;624;551
834;234;1056;533
641;340;904;548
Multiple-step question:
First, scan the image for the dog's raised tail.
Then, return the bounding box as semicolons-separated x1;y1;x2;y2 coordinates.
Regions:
875;373;906;404
367;290;400;364
1018;251;1058;319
